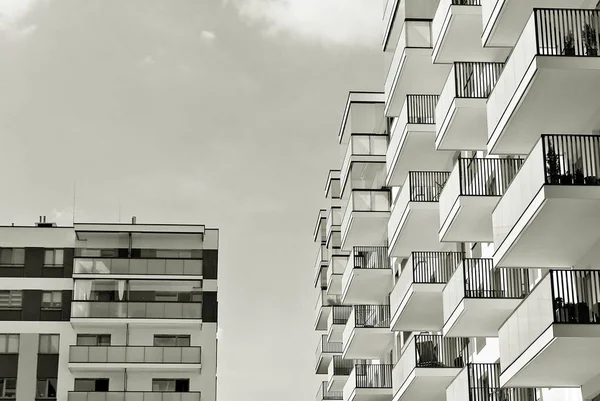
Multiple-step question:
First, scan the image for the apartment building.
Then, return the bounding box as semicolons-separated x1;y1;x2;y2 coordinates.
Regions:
0;217;218;401
313;2;600;401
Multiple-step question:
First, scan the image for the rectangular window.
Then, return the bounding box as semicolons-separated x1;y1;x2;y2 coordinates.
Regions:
44;250;64;266
152;379;189;392
39;334;60;354
41;292;62;309
153;335;190;347
74;378;109;392
76;249;118;257
36;378;57;399
0;248;25;266
0;335;19;353
0;378;16;398
0;291;22;309
154;292;178;302
76;334;111;346
141;249;200;259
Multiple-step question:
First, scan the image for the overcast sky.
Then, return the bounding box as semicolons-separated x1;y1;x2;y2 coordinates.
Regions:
0;1;382;400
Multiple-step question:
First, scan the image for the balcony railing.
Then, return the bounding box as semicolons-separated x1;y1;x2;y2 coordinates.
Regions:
316;334;343;358
71;301;202;319
406;95;438;124
354;364;393;388
341;135;388;189
68;392;201;401
543;135;600;186
456;157;523;196
452;0;481;5
332;355;355;375
407;171;451;202
462;259;529;299
453;62;504;98
354;305;391;328
332;305;353;325
74;258;203;276
69;345;201;364
352;246;390;270
535;8;600;57
466;364;536;401
411;251;464;283
316;381;342;401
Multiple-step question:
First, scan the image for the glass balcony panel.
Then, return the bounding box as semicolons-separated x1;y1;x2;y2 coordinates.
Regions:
107;346;126;362
69;346;89;362
165;259;184;275
88;346;108;363
111;259;129;274
146;303;166;318
183;259;203;275
143;347;162;363
123;347;143;362
183;347;201;363
127;302;145;318
129;259;147;275
148;259;166;275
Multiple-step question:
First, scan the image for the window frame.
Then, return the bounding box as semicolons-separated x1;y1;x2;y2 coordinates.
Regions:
0;248;25;267
43;249;64;267
41;292;62;310
38;334;60;354
76;334;111;346
36;378;57;399
0;335;19;354
0;291;22;310
0;378;17;398
153;335;191;347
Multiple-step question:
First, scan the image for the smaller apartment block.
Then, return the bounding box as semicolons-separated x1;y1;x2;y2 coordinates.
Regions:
313;2;600;401
0;218;218;401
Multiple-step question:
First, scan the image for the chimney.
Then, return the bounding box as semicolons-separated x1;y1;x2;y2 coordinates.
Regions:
35;215;56;228
132;216;137;224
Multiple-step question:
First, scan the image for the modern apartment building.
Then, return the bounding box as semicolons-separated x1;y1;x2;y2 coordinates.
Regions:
0;217;218;401
313;2;600;401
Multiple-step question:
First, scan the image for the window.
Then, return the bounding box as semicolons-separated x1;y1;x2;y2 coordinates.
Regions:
0;248;25;266
76;334;111;346
0;335;19;353
41;292;62;309
0;291;22;309
141;249;200;259
152;379;189;392
76;249;118;257
74;379;109;392
154;292;179;302
0;378;16;398
36;379;57;399
153;335;190;347
44;250;64;266
39;335;59;354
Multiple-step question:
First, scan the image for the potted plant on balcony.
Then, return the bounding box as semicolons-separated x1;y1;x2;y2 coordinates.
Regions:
560;172;573;185
583;23;598;56
585;175;599;185
564;31;576;56
546;144;561;184
574;168;585;185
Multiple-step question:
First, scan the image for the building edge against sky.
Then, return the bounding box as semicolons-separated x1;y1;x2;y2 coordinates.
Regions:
0;217;218;401
313;2;600;401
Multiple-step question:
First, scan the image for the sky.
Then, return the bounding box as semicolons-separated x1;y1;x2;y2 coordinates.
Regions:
0;1;383;400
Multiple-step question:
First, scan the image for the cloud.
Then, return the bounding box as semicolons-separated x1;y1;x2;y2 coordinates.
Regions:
139;55;157;66
0;0;42;38
200;30;216;43
230;0;381;47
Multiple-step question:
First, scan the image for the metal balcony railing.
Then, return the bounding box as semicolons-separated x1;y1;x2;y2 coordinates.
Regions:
408;172;451;202
332;305;353;325
452;0;481;5
457;157;523;196
552;270;600;324
354;364;393;388
69;345;201;364
407;95;439;124
316;381;342;401
414;334;469;368
68;392;201;401
354;305;391;328
352;246;390;270
535;8;600;57
543;135;600;186
462;259;529;299
467;364;536;401
454;62;504;98
332;355;355;375
317;334;343;357
70;301;202;319
74;258;203;276
411;251;464;283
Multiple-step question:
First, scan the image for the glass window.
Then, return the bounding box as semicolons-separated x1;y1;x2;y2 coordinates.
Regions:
0;248;25;266
0;335;19;353
41;292;62;309
0;291;22;309
154;292;178;302
153;335;190;347
39;335;59;354
44;250;64;266
152;379;176;392
0;378;17;398
36;378;57;399
76;334;110;346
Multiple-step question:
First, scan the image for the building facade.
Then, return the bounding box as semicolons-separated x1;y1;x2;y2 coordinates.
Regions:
0;218;218;401
314;2;600;401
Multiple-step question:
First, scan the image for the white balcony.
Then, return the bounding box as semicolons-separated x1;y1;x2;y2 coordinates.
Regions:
435;62;504;151
487;9;600;155
498;270;600;388
68;346;201;371
315;209;327;244
386;95;454;186
439;157;523;242
68;392;202;401
388;172;451;257
385;19;452;117
432;0;510;63
317;381;343;401
316;334;343;374
328;356;355;392
341;190;391;250
315;244;329;287
342;305;393;359
390;251;464;331
339;93;386;145
343;364;393;401
481;0;598;47
442;258;529;337
340;135;388;197
327;207;343;245
341;247;392;304
392;334;469;401
328;253;349;296
327;305;354;342
492;135;600;268
315;290;342;331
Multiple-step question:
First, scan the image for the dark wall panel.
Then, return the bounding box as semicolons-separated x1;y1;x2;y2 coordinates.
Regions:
202;291;218;323
63;248;74;277
0;267;24;277
37;354;59;378
203;250;218;280
22;290;41;321
24;248;44;277
61;291;72;321
0;355;18;376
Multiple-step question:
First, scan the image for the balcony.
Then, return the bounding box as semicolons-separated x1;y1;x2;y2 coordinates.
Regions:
327;253;349;296
386;95;454;186
315;209;328;244
68;392;202;401
432;0;510;63
388;172;451;257
316;381;342;401
385;19;452;117
315;244;329;287
341;190;391;250
316;334;343;374
390;251;464;331
442;258;529;336
341;135;387;196
446;363;536;401
315;290;343;331
392;334;469;401
68;345;201;371
327;305;353;342
439;157;523;242
327;207;343;246
74;258;203;277
481;0;598;47
343;364;393;401
492;135;600;268
487;8;600;155
384;0;442;54
341;247;392;304
328;356;355;391
342;305;393;359
71;301;201;325
436;62;504;151
498;269;600;387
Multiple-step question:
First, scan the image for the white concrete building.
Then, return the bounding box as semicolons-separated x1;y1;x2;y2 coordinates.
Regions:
314;2;600;401
0;217;218;401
